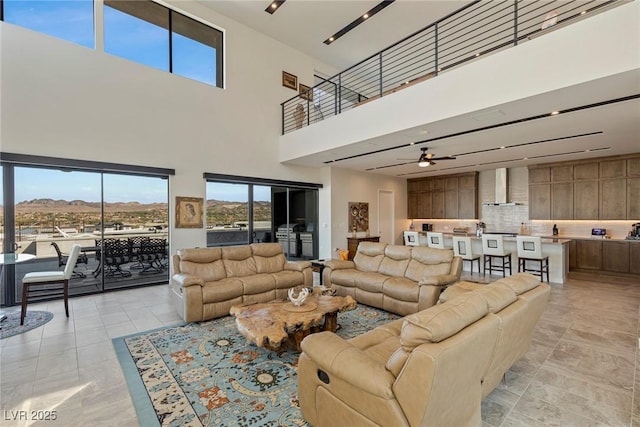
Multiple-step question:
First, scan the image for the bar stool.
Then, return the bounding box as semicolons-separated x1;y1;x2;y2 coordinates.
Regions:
426;232;445;249
453;236;481;274
516;236;549;282
403;231;419;246
482;234;512;277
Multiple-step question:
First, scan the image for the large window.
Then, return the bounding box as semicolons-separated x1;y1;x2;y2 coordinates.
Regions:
1;154;174;307
104;0;223;87
104;0;169;72
205;175;321;260
2;0;224;87
2;0;94;48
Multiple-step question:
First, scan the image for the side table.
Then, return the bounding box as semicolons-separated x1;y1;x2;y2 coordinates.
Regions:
310;260;326;286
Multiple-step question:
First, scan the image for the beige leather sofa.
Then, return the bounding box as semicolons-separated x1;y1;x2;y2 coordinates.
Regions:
298;273;549;427
323;242;462;316
170;243;312;322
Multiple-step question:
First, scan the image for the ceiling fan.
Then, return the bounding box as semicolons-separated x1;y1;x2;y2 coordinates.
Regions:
399;147;457;167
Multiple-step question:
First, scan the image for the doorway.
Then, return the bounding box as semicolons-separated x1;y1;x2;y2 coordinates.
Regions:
377;189;394;244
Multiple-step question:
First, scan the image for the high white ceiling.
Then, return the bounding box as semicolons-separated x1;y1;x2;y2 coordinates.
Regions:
198;0;640;177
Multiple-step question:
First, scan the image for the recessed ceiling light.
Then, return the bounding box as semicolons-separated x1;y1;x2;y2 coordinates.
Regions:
265;1;286;14
475;53;480;57
581;10;587;14
500;145;506;149
324;1;395;45
550;111;560;115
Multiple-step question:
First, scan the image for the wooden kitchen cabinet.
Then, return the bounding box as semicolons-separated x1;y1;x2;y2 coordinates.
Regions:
602;241;630;273
630;243;640;275
574;180;599;220
628;178;640;219
407;172;477;219
575;240;602;270
574;162;599;180
529;184;551;220
552;182;573;219
551;165;573;182
600;179;626;220
600;159;626;179
347;236;380;260
568;240;577;270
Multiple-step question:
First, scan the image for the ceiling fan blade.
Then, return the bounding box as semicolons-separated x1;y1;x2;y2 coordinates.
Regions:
430;156;456;160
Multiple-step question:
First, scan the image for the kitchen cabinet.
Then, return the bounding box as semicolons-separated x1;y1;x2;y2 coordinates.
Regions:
630;243;640;275
407;172;477;219
568;240;577;270
600;179;626;220
574;180;599;220
552;182;573;219
529;184;551;220
529;154;640;220
575;240;602;270
602;241;630;273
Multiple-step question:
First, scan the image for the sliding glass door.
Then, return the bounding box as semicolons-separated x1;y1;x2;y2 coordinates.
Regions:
1;164;169;306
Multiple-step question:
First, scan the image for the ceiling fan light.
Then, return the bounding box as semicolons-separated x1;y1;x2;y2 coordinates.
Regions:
418;159;430;167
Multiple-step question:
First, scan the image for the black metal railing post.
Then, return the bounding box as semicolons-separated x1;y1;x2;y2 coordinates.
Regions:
337;74;342;114
514;0;519;46
434;23;439;76
378;53;383;97
281;103;285;135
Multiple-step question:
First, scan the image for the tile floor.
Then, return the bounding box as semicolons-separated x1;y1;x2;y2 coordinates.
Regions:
0;276;638;427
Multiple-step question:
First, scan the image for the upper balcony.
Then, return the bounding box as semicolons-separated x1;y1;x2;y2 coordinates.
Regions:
279;0;639;172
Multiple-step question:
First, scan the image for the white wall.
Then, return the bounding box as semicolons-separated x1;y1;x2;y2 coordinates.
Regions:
0;1;339;255
325;167;407;258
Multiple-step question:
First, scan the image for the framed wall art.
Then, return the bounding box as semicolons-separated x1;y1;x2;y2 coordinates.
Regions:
175;196;204;228
282;71;298;90
299;83;313;101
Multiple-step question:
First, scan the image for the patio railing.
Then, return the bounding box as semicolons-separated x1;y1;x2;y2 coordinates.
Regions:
281;0;622;135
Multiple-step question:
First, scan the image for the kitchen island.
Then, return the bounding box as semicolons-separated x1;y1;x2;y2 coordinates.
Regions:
420;232;571;284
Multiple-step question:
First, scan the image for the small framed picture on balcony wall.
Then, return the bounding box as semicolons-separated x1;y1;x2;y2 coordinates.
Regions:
299;83;313;101
282;71;297;90
176;197;203;228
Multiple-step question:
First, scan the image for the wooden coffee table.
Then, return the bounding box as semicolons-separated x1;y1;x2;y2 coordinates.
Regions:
229;294;357;351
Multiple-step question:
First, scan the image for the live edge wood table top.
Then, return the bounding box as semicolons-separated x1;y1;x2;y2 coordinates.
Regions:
229;294;357;351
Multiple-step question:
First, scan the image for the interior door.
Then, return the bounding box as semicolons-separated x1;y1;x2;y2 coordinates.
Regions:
378;189;394;244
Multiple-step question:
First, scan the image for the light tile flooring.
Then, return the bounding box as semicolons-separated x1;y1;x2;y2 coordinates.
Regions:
0;276;638;426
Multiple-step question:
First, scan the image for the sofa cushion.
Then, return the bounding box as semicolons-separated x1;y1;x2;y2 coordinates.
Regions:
251;243;286;273
271;270;303;289
239;274;275;295
404;247;454;282
383;277;419;302
354;242;386;272
331;269;357;287
178;247;222;263
498;273;540;295
201;278;244;303
378;245;411;278
222;246;257;277
355;272;388;293
400;292;488;350
438;281;482;304
476;283;518;313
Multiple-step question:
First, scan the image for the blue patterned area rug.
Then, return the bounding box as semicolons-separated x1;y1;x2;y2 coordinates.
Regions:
113;304;399;427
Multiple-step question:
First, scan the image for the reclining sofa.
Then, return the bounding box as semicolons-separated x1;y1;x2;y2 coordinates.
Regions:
298;273;549;427
170;243;312;322
323;242;462;316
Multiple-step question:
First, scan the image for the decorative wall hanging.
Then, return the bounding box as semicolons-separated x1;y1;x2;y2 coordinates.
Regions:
282;71;297;90
299;83;313;101
348;202;369;233
175;196;203;228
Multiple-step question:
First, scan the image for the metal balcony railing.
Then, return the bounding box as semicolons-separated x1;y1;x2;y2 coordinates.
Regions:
281;0;622;135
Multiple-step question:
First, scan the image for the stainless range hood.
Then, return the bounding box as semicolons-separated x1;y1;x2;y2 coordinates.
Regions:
483;168;519;206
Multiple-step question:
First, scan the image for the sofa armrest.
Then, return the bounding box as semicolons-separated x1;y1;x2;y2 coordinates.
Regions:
323;260;355;270
172;273;204;287
284;261;312;272
300;332;395;399
418;274;458;286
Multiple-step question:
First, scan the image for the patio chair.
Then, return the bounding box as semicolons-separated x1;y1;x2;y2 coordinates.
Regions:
103;238;132;278
50;241;88;278
127;236;149;269
21;244;81;325
138;238;168;274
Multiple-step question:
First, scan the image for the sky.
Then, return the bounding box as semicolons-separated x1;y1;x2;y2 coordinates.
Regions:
3;0;216;84
2;0;221;203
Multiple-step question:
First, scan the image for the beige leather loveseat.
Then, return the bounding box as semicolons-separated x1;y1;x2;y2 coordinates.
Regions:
170;243;312;322
298;273;549;427
323;242;462;315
